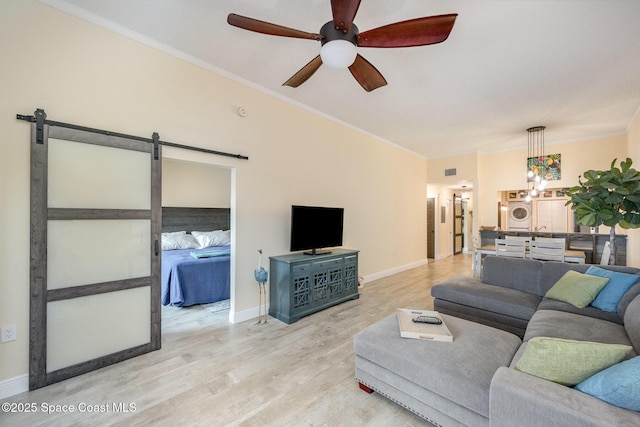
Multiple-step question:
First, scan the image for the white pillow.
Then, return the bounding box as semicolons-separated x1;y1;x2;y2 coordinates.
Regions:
191;230;231;248
161;232;199;250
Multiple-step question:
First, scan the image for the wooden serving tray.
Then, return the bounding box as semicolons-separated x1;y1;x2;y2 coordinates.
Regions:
396;308;453;342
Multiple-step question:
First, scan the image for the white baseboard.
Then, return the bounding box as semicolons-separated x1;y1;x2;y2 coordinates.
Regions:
0;374;28;399
361;259;428;285
230;258;428;319
229;304;270;324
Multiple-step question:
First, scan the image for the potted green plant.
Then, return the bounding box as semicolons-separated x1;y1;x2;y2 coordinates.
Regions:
565;158;640;265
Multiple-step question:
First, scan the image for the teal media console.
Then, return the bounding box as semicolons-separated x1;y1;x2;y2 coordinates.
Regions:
269;249;359;324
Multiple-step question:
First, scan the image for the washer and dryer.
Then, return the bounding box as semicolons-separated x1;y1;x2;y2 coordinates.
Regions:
507;201;532;231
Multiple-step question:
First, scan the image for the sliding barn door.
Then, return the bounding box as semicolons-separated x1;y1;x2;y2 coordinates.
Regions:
30;113;161;389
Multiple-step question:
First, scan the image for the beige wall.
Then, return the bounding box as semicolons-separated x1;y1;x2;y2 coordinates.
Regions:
628;108;640;164
475;134;628;229
427;152;478;186
163;159;231;209
626;108;640;266
0;2;427;386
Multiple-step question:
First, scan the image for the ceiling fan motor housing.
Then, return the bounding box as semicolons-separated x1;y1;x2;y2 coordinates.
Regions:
320;21;358;46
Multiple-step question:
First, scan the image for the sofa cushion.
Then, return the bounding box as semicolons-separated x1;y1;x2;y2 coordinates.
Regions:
514;337;631;386
524;310;636;359
537;298;622;324
586;266;640;312
575;356;640;411
619;282;640;319
482;256;544;295
544;270;608;308
431;278;541;321
625;296;640;353
491;366;640;427
435;299;530;338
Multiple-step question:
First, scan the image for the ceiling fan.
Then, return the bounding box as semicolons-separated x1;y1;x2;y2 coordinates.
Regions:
227;0;457;92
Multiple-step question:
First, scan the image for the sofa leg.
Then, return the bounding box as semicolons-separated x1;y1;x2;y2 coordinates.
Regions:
358;382;374;394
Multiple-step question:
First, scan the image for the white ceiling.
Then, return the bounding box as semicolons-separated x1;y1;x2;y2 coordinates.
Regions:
43;0;640;159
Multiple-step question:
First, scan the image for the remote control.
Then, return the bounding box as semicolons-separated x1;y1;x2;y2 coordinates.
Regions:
412;315;442;325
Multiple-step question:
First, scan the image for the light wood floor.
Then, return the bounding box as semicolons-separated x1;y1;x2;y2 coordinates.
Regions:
1;254;473;427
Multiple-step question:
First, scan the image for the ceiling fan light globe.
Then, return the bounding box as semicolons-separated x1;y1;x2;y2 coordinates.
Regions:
320;40;357;68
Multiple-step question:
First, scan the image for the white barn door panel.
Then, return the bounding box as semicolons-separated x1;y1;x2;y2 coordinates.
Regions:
30;110;161;389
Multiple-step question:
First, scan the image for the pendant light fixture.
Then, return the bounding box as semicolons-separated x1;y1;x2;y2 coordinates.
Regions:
525;126;547;202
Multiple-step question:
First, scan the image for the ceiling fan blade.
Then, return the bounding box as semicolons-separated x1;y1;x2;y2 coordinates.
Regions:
283;56;323;88
227;13;323;40
357;14;458;48
330;0;362;33
348;54;387;92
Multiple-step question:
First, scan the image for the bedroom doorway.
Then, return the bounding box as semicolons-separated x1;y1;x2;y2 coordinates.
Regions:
161;159;233;321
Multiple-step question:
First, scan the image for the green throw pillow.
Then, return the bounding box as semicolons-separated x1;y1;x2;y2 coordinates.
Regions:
514;337;631;386
545;270;609;308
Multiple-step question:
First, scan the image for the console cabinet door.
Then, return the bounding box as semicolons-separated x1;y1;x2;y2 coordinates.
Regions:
291;263;311;313
312;258;343;306
344;255;358;295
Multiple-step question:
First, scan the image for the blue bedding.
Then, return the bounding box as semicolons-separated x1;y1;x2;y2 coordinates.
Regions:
161;245;231;307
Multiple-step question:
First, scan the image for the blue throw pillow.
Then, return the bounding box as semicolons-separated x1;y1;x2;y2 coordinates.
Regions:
575;356;640;411
586;266;640;313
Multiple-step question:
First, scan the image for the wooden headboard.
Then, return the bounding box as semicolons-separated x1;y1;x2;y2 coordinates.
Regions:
162;207;230;233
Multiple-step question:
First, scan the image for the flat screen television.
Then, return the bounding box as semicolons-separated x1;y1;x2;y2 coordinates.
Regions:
290;205;344;255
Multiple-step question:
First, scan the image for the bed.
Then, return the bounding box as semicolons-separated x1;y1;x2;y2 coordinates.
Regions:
161;207;231;307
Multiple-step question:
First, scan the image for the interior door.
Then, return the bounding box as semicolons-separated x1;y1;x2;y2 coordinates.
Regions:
453;197;463;255
427;198;435;258
30;113;161;389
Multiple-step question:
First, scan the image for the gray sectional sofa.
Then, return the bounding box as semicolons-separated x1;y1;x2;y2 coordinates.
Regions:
353;256;640;426
433;256;640;338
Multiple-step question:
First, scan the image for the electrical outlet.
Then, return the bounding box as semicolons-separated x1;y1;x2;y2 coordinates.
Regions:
1;324;16;343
